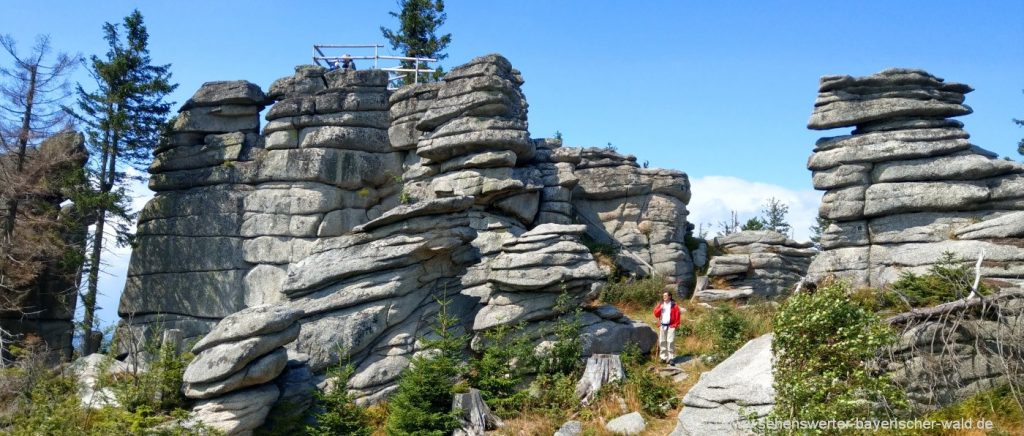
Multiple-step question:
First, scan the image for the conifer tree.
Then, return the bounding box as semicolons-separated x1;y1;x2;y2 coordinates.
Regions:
67;10;175;353
385;295;465;436
760;197;791;235
380;0;452;83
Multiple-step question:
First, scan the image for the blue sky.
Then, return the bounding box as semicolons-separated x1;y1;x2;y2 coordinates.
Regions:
4;1;1023;329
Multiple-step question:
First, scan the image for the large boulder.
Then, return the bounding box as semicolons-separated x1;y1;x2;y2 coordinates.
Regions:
671;334;774;436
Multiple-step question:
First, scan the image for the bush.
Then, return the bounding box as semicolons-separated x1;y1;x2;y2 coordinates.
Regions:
696;305;751;363
599;276;665;309
769;280;906;427
1;337;210;435
306;351;372;436
104;337;191;413
888;251;991;310
385;297;466;436
468;323;531;417
534;293;583;376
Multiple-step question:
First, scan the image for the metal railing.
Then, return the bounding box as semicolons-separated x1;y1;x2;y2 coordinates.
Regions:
312;44;439;89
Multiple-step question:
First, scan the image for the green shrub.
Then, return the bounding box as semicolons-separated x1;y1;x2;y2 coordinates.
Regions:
306;351;372;436
385;297;466;436
696;305;751;363
769;280;906;427
623;363;679;417
525;372;579;418
103;338;192;413
888;251;991;310
534;293;583;376
599;276;665;308
1;339;212;435
468;324;531;417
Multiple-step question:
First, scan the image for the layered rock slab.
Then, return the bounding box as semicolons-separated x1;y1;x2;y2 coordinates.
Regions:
806;69;1024;288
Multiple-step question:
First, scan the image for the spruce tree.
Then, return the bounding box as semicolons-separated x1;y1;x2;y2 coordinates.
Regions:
385;296;465;436
760;197;791;235
1015;90;1023;158
67;10;175;353
380;0;452;83
740;217;766;231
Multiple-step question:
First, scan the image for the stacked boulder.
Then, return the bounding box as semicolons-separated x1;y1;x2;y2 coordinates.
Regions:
279;196;479;404
695;230;815;302
806;68;1024;288
120;81;266;343
531;138;581;225
247;68;403;307
475;223;605;331
115;54;688;420
183;305;304;435
571;147;696;295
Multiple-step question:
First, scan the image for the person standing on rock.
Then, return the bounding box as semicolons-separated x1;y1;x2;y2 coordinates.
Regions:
653;291;682;363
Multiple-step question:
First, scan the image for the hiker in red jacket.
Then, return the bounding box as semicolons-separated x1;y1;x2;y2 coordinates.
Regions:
653;291;682;363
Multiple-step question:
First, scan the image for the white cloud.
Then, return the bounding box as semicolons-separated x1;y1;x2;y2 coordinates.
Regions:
688;175;821;242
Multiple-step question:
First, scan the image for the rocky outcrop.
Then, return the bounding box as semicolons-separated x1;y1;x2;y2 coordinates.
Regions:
115;54;690;430
182;305;304;435
882;289;1024;411
695;231;814;302
119;80;266;344
0;131;88;360
571;147;696;295
672;334;774;436
806;69;1024;288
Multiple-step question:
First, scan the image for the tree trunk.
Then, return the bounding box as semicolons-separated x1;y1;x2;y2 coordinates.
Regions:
575;354;625;405
1;64;37;253
80;123;113;355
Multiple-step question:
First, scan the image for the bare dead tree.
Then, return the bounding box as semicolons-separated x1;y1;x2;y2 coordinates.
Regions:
0;34;82;361
0;34;79;250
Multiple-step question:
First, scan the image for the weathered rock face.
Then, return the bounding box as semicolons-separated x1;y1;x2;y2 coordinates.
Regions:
695;230;814;302
118;54;692;430
119;80;267;345
882;289;1024;411
182;305;305;434
671;334;775;436
570;147;696;295
806;69;1024;288
0;131;88;360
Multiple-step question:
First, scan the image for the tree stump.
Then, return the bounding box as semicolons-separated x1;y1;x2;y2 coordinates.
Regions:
575;354;625;405
452;388;502;436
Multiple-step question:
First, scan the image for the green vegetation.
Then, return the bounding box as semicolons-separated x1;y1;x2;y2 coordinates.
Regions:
380;0;452;83
306;351;372;436
920;386;1024;435
68;9;177;354
385;296;466;436
695;305;752;363
0;335;213;435
887;251;991;310
741;217;766;231
769;280;906;427
467;324;531;417
599;276;665;309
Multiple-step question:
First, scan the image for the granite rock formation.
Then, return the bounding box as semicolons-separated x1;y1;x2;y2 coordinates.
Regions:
694;230;814;302
182;305;304;434
571;147;696;295
113;54;692;429
806;69;1024;288
882;288;1024;411
671;334;775;436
